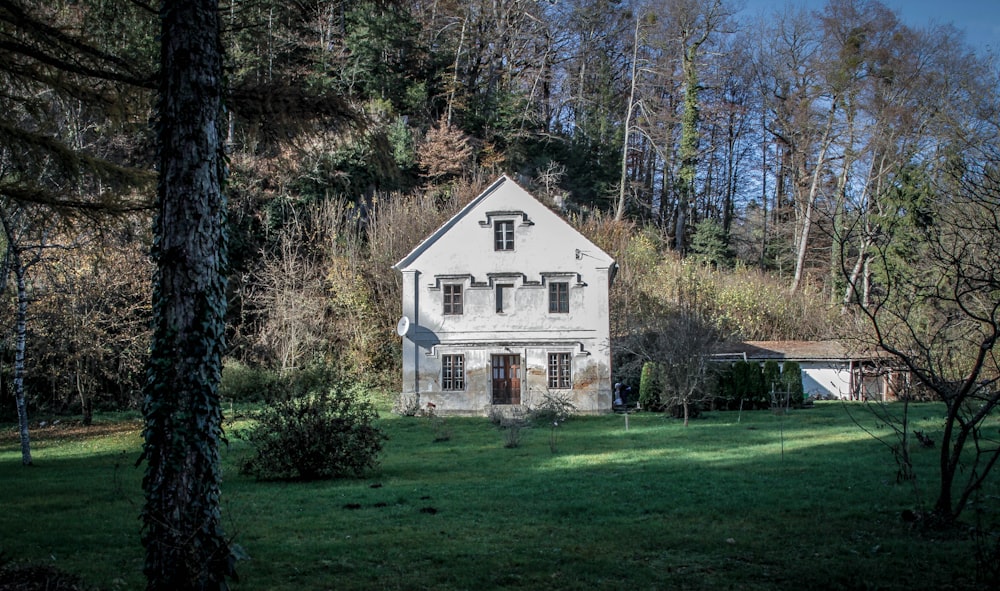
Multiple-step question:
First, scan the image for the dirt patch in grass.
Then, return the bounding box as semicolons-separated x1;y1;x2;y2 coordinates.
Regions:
0;419;143;444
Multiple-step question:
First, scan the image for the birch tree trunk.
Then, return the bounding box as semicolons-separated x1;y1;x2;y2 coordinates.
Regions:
139;0;233;588
614;14;641;221
12;247;32;466
0;208;32;466
790;101;836;294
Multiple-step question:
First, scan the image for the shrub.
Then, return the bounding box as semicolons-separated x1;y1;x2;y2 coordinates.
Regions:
238;379;386;481
731;360;766;409
780;361;805;407
529;391;575;426
0;562;91;591
762;360;782;400
713;363;736;409
638;361;661;410
220;359;281;402
487;405;530;448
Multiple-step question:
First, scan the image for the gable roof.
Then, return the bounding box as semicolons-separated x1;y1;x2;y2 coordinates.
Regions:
713;340;880;362
393;175;615;272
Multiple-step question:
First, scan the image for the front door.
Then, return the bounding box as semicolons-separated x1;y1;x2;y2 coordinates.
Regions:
491;354;521;405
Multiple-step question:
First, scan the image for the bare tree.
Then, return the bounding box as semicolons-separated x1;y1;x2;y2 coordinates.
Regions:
618;307;719;425
844;144;1000;524
251;212;327;375
615;12;645;221
0;203;44;465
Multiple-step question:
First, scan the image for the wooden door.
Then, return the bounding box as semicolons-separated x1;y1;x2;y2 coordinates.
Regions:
491;354;521;405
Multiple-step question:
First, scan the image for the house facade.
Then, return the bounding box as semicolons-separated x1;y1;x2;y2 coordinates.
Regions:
393;176;617;414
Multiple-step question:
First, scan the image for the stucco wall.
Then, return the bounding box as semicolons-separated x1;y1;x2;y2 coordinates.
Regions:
411;346;612;415
799;362;852;399
395;176;615;415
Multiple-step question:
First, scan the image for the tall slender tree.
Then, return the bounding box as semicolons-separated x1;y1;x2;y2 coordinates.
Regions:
0;205;40;465
0;0;153;465
139;0;234;589
661;0;733;252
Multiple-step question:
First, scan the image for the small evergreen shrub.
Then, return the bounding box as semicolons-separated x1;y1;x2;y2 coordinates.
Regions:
690;218;732;268
762;360;782;401
780;361;805;407
714;363;737;409
731;360;767;409
238;380;386;481
638;361;661;410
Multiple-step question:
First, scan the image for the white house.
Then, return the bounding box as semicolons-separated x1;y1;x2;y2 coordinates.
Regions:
392;175;617;414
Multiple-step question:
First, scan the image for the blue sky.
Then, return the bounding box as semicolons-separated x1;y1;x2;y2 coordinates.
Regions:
742;0;1000;55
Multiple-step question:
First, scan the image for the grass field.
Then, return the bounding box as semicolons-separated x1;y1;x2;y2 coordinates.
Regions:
1;402;996;590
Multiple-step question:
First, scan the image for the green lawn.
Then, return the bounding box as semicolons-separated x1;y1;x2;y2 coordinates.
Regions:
1;402;994;590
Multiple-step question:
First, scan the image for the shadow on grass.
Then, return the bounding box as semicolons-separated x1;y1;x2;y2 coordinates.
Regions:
0;403;988;591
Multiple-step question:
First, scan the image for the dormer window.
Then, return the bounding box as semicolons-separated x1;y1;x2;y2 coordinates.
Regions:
494;220;514;251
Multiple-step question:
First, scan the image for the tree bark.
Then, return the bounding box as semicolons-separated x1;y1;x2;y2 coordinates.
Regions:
790;101;836;294
615;14;641;221
0;209;32;466
12;248;32;466
139;0;233;589
675;43;701;253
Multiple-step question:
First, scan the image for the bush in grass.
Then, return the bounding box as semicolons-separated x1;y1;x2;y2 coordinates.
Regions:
780;361;804;407
762;360;781;396
529;390;575;426
638;361;661;410
238;379;386;481
0;562;91;591
731;360;766;409
714;363;737;409
220;359;280;402
487;405;530;448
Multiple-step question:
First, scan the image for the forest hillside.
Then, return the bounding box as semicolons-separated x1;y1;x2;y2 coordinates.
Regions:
1;0;998;416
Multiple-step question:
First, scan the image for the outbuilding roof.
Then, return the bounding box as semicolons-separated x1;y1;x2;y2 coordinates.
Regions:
712;340;873;362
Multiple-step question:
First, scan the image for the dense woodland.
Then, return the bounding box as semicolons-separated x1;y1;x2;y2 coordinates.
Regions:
1;0;999;419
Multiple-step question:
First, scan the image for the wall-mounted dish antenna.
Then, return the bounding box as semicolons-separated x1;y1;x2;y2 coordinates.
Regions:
396;316;411;337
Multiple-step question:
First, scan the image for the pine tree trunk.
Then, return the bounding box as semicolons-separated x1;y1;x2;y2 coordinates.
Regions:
140;1;232;589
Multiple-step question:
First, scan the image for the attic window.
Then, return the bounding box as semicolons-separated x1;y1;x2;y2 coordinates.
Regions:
494;220;514;251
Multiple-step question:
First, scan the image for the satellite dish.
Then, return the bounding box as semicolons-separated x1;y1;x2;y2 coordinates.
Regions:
396;316;411;337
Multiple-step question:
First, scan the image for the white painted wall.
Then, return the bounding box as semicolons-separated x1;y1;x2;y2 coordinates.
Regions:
799;362;853;399
394;176;615;414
